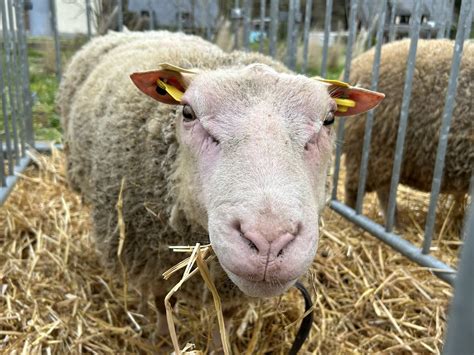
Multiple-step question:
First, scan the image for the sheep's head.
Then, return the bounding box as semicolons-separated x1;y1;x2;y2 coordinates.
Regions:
131;64;384;298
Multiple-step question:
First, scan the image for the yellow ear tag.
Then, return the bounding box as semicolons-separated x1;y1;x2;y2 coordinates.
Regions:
334;98;356;113
158;63;199;74
312;76;357;113
157;79;184;102
334;97;356;113
312;76;351;88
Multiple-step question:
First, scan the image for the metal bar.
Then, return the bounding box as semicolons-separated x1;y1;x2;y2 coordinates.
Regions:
423;0;472;254
149;4;154;30
286;0;295;68
0;12;13;176
49;0;62;82
259;0;266;52
243;0;252;51
388;0;397;42
14;141;62;153
206;0;212;41
462;170;474;241
0;155;31;205
320;0;333;77
85;0;92;40
0;136;5;186
8;0;26;158
301;0;312;74
436;0;448;39
269;0;279;57
232;0;241;50
15;0;30;152
364;0;376;49
116;0;123;31
16;0;34;147
444;0;455;38
331;0;358;200
355;0;387;214
443;172;474;354
286;0;299;70
177;0;183;32
1;0;20;165
4;141;62;153
464;1;473;41
385;0;422;232
199;0;204;37
330;200;456;285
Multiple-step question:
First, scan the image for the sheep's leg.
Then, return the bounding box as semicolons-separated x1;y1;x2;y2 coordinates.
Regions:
156;311;170;337
376;185;399;228
451;193;467;237
344;184;358;209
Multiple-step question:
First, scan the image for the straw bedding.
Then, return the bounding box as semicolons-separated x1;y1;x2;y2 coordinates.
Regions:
0;149;461;354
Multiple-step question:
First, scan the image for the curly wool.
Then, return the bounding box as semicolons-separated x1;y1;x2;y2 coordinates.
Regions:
58;31;291;308
343;39;473;210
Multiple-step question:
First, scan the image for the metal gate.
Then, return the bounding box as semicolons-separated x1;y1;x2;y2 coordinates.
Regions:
0;0;33;205
1;0;473;352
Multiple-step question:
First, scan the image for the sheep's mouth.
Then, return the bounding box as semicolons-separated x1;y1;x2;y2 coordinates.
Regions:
225;269;297;298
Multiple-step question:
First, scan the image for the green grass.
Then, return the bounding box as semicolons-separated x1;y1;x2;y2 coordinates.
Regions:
0;51;60;144
30;70;61;142
305;65;345;79
27;37;86;143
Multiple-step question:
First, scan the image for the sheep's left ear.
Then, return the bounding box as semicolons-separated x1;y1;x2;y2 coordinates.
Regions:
130;63;198;105
314;77;385;117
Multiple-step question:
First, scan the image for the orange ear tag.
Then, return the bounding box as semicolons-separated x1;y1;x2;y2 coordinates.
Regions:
157;79;184;102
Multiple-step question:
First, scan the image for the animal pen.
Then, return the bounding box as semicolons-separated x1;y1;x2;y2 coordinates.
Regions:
0;0;473;353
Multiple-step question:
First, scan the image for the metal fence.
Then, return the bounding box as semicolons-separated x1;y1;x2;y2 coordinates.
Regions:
0;0;33;205
1;0;474;351
330;0;472;286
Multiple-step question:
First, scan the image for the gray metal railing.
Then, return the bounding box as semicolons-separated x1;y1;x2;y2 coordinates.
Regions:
355;0;387;215
444;170;474;354
385;0;423;233
0;0;33;205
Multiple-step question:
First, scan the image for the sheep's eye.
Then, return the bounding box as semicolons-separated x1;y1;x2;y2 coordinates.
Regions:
182;105;196;122
323;112;335;126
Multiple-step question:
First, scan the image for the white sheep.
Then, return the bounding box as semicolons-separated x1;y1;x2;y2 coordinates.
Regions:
58;30;383;348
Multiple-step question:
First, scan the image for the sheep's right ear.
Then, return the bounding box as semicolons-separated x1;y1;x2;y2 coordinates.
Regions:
130;63;198;105
313;77;385;116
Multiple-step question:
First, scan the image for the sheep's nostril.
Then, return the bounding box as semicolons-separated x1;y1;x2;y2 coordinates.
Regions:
295;222;303;237
272;232;296;259
239;230;259;253
247;238;259;252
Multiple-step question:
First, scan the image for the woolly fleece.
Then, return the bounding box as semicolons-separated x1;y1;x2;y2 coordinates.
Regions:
344;39;473;215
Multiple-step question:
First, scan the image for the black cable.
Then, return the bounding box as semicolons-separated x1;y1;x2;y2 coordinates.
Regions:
288;281;314;355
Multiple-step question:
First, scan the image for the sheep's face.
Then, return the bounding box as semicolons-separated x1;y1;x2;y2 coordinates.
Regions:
131;63;383;298
177;65;335;297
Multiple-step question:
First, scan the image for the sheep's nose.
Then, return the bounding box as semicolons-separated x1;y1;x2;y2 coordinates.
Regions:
237;222;300;258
